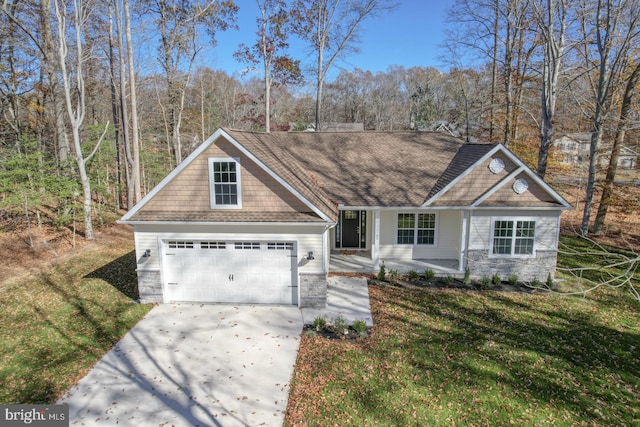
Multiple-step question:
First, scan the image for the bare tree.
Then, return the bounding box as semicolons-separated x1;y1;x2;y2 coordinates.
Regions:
124;0;141;203
444;0;502;141
291;0;397;130
539;237;640;302
235;0;301;133
577;0;640;237
142;0;237;164
593;61;640;234
54;0;108;239
534;0;569;178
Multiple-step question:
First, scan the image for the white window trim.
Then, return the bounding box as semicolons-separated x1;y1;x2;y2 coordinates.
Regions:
208;157;242;209
488;217;537;258
395;212;438;246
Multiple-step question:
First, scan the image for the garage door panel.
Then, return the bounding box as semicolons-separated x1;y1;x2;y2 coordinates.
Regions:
163;240;296;304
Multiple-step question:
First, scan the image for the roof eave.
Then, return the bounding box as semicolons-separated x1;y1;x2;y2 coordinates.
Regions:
117;219;335;227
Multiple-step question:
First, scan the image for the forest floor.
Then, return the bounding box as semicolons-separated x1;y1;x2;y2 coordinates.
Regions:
0;212;133;287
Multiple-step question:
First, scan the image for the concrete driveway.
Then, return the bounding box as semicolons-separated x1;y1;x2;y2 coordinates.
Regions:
58;304;303;426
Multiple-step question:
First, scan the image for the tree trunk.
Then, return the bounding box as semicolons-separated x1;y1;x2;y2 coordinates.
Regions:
114;0;134;209
39;0;71;165
124;0;141;202
108;4;124;209
55;0;95;239
489;0;499;141
502;2;514;147
536;0;566;179
593;62;640;234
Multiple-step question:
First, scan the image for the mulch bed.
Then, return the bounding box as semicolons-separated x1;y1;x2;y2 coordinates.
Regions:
369;278;539;293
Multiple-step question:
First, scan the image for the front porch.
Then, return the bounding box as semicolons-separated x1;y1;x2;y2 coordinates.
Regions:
330;251;461;276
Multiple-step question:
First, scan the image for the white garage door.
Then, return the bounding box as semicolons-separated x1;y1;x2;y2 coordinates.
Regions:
163;240;297;304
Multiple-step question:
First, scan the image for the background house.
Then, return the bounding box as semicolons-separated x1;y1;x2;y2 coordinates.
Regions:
553;133;638;170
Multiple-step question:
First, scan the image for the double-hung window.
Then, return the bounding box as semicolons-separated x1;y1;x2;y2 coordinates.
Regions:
209;158;241;208
492;219;535;256
396;213;436;245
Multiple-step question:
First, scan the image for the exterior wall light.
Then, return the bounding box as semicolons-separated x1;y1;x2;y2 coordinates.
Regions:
143;249;151;257
306;251;314;260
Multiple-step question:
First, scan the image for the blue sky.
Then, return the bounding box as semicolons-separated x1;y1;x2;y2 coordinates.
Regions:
210;1;452;78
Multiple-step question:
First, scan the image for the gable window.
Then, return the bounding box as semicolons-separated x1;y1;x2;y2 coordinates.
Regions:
396;213;436;245
492;220;535;256
209;158;241;208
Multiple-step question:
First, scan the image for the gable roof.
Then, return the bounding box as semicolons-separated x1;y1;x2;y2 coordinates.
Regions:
424;144;573;209
121;128;572;225
121;128;338;224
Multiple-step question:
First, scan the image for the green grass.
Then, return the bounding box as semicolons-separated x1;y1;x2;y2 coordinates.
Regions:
286;238;640;426
0;243;153;404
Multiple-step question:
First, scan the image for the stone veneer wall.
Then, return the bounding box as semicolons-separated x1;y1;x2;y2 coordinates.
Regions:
467;250;558;282
136;270;163;303
299;273;328;308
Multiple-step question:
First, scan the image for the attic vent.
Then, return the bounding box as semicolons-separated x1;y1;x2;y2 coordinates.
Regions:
489;158;505;174
513;178;529;194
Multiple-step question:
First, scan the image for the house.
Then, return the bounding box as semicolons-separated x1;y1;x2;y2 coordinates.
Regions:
553;133;638;169
119;128;572;308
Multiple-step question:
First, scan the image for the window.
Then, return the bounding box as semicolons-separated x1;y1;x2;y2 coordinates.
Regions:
209;158;241;208
200;241;226;249
267;242;294;251
397;213;415;244
417;214;435;245
168;241;194;249
235;242;260;250
397;213;436;245
492;220;535;256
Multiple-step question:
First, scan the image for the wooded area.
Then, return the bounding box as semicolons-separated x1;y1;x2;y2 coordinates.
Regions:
1;0;639;242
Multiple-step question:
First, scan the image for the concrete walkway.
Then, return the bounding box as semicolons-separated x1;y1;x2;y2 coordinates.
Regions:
58;304;303;427
301;276;373;326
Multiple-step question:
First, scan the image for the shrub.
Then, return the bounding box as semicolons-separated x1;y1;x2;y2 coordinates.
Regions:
546;272;554;289
478;276;492;290
408;270;420;281
377;263;386;281
332;316;349;334
352;319;368;337
313;316;327;332
531;278;542;288
443;275;455;286
388;269;400;283
424;269;436;280
463;267;471;285
508;274;519;286
491;273;502;285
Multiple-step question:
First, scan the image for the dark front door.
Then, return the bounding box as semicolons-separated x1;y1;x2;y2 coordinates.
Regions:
341;210;360;248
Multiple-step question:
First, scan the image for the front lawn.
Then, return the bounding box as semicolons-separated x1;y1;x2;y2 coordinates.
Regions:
286;249;640;425
0;238;153;404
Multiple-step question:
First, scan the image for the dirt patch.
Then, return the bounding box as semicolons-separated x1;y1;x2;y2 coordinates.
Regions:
0;222;134;286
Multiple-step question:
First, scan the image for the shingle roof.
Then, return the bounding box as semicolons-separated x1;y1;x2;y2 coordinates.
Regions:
224;129;468;207
129;211;324;223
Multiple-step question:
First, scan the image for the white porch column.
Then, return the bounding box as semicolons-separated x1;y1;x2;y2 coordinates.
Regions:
372;209;381;270
459;209;470;271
